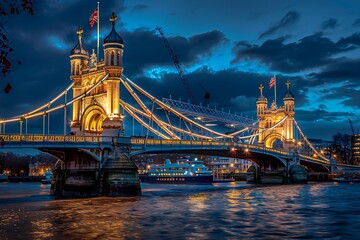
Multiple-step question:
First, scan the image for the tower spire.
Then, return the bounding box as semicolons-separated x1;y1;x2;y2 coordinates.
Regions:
76;27;83;43
110;12;117;25
286;80;291;90
259;84;264;95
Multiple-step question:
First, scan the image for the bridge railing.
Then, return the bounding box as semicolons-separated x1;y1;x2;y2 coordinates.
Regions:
130;138;291;156
130;138;233;147
0;134;114;144
299;154;329;165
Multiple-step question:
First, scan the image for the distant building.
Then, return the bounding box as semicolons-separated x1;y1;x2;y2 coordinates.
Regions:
29;162;50;176
207;157;252;180
306;138;333;158
352;134;360;165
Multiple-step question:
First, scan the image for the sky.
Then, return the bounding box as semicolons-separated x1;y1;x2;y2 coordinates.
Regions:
1;0;360;141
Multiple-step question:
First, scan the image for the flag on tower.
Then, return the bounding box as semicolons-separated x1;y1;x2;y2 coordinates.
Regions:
269;75;276;89
89;7;98;28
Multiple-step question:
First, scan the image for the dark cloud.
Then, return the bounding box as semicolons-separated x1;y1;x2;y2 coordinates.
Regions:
296;108;356;122
320;18;338;30
259;11;300;39
121;29;227;74
132;4;148;11
232;32;360;73
352;18;360;27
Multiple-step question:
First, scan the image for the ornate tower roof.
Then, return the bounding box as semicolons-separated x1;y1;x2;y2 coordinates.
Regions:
104;13;123;45
257;84;268;102
283;80;294;99
70;27;89;56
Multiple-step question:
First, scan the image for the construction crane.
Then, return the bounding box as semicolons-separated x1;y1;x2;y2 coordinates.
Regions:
348;117;355;135
199;83;210;107
155;26;195;103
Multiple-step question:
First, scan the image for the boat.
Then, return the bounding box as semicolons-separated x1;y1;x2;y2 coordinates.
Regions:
41;170;52;184
0;173;8;182
144;158;213;184
333;176;360;182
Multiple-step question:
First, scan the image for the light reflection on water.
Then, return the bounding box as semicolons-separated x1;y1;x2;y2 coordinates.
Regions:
1;182;360;239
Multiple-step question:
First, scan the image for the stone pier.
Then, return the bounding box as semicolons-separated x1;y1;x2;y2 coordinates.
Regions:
49;144;141;197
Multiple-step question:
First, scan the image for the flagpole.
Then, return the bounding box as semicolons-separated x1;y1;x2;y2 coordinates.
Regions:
97;1;100;59
274;74;277;105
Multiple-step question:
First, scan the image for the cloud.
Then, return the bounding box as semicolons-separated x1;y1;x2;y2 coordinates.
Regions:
122;29;227;74
259;11;300;39
230;95;257;111
352;18;360;27
296;108;356;122
320;18;338;30
232;32;360;73
132;4;148;11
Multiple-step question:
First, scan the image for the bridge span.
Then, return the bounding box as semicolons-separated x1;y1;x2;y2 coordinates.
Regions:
2;13;360;197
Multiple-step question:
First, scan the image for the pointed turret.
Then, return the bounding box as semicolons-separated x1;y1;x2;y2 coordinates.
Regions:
103;12;124;69
283;80;295;115
70;27;89;76
102;13;125;136
256;84;268;116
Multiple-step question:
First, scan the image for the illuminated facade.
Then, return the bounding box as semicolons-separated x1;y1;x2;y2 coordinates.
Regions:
352;134;360;165
70;13;124;136
256;81;295;150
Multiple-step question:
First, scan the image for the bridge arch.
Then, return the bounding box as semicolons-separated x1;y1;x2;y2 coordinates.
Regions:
81;105;107;133
264;133;284;148
129;148;288;170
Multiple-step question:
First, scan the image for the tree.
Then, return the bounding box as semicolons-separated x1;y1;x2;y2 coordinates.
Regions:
0;0;35;93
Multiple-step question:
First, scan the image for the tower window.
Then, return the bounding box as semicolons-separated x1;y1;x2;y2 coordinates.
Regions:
117;51;120;66
75;64;79;75
111;51;115;65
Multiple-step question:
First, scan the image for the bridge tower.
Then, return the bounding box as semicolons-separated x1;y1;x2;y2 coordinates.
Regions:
256;80;295;150
69;13;124;136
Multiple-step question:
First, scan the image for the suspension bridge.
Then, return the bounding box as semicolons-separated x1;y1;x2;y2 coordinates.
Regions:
0;13;357;196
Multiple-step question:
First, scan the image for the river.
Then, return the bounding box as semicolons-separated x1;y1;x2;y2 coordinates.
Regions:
0;181;359;239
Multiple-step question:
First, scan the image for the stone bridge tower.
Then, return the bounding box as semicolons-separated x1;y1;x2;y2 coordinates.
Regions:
256;81;295;150
69;13;124;136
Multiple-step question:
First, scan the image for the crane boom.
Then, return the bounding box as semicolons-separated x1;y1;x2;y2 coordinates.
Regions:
348;117;355;135
156;26;195;103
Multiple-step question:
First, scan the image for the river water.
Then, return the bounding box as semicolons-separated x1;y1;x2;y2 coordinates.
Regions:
0;181;359;239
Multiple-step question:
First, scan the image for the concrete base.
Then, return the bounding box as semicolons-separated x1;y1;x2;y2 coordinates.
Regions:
50;146;141;198
101;151;142;197
246;166;260;183
102;170;141;197
289;164;308;183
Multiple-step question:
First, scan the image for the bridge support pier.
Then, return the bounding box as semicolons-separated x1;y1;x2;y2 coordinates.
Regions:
48;144;141;198
289;164;307;183
47;149;100;197
101;146;141;196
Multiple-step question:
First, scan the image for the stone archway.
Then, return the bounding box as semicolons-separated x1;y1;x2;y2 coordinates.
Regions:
81;105;107;133
264;133;284;148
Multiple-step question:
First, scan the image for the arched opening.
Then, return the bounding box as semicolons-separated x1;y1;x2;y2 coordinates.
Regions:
264;133;284;149
75;63;79;75
117;51;120;66
110;51;115;66
81;105;107;134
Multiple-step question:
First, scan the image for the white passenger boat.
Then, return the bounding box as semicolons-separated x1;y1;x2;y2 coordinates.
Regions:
144;158;213;184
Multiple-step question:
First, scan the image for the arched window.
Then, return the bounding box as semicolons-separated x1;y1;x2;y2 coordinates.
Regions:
111;51;115;66
117;51;120;66
75;64;79;75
